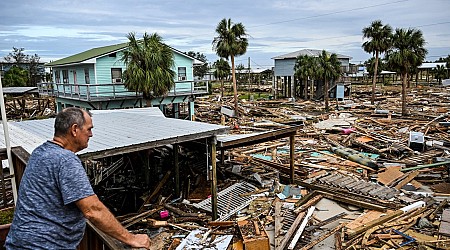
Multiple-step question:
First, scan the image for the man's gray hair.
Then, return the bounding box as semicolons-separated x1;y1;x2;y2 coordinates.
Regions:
54;107;92;137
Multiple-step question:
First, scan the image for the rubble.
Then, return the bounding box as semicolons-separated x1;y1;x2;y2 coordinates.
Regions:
113;84;450;249
7;84;450;249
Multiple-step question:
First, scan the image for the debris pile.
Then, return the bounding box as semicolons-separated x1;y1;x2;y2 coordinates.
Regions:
105;85;450;249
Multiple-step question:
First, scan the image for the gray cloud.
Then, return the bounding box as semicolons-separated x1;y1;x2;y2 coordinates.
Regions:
1;0;449;67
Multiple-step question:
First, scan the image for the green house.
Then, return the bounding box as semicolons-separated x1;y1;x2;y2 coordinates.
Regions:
42;42;208;119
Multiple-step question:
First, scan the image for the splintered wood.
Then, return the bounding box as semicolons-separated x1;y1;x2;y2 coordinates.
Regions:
105;85;450;249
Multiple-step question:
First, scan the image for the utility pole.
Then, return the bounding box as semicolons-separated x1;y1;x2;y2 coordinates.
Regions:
248;57;251;98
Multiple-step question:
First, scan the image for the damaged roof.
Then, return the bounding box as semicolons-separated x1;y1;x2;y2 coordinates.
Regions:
0;108;229;160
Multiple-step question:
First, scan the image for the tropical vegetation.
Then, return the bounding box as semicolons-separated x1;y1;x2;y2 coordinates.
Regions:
2;66;29;87
317;50;341;111
386;28;427;116
294;50;341;111
187;51;208;79
294;55;316;99
3;47;43;86
122;32;175;99
362;20;393;104
433;65;447;84
212;18;248;117
213;58;231;98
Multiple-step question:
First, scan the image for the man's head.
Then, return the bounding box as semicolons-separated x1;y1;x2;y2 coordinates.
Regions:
54;107;93;152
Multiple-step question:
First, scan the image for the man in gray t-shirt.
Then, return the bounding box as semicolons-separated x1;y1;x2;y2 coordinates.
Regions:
6;107;151;249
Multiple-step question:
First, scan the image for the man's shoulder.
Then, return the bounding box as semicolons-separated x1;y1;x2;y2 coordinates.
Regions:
33;141;78;161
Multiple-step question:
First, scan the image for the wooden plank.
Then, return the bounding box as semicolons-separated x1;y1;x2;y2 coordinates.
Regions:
394;171;420;190
238;218;270;250
274;202;283;250
346;211;384;230
138;171;171;213
299;223;346;250
277;212;305;250
377;166;404;186
347;210;404;238
288;206;315;250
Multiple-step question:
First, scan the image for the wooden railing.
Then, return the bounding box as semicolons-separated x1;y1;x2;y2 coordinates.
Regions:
38;80;209;101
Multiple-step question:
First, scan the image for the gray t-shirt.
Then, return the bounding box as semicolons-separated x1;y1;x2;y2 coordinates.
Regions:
6;141;95;249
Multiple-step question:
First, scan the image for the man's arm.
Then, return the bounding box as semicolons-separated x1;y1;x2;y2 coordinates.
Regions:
76;194;151;249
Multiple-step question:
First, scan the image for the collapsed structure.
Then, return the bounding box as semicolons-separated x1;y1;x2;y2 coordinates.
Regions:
0;84;450;249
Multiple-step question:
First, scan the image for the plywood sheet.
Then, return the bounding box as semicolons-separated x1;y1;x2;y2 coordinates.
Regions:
377;166;404;186
345;210;384;230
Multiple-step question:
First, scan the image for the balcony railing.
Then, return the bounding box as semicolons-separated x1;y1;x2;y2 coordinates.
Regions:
37;80;209;101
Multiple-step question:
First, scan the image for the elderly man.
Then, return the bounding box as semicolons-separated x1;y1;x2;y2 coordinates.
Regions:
6;107;151;249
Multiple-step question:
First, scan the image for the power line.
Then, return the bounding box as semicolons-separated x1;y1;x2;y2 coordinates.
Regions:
248;0;410;28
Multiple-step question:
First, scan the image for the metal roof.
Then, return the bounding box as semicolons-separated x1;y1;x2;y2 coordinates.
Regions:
45;41;200;67
272;49;352;60
418;62;447;69
2;87;38;95
0;108;229;160
217;126;298;150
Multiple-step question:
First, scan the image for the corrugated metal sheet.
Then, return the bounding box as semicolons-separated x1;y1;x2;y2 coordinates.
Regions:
193;181;257;221
0;108;229;158
2;87;38;94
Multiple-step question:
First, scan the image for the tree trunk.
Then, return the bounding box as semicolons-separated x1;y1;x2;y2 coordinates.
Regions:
231;55;239;118
324;77;329;111
371;50;379;105
221;78;224;99
401;72;408;116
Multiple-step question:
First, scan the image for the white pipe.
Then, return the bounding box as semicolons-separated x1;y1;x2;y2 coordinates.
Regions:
0;76;18;205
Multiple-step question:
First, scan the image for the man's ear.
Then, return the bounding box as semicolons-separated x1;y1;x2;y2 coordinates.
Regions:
70;124;78;137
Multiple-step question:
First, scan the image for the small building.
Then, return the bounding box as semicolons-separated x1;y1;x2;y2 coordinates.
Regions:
417;62;447;84
272;49;352;100
43;42;208;119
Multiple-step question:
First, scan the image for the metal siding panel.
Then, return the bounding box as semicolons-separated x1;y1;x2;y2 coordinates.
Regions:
173;53;194;81
274;59;295;76
96;53;126;84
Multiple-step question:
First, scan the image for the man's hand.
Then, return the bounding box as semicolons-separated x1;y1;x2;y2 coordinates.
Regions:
128;234;151;249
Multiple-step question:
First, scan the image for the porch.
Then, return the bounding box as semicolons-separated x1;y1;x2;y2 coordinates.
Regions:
37;80;209;101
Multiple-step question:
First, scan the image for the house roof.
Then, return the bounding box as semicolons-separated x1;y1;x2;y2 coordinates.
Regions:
418;62;447;69
46;43;128;67
272;49;353;60
2;87;38;95
45;41;203;67
0;107;229;160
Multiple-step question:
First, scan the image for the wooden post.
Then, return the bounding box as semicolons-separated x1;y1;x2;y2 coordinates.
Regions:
290;134;295;184
220;149;225;166
174;143;180;197
210;137;218;220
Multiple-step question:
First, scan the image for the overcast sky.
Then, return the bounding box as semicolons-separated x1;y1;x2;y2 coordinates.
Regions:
1;0;449;69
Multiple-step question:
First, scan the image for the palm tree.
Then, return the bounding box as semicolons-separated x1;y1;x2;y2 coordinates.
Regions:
212;18;248;117
386;28;427;116
433;65;447;85
362;20;393;105
213;58;231;98
317;50;341;111
122;32;175;99
294;55;315;99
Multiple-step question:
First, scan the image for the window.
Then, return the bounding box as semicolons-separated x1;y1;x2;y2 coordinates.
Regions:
178;67;186;81
62;70;69;83
111;68;122;83
55;70;61;83
84;68;90;84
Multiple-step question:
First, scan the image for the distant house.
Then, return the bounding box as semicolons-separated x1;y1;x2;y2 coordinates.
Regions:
272;49;352;100
43;42;207;119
